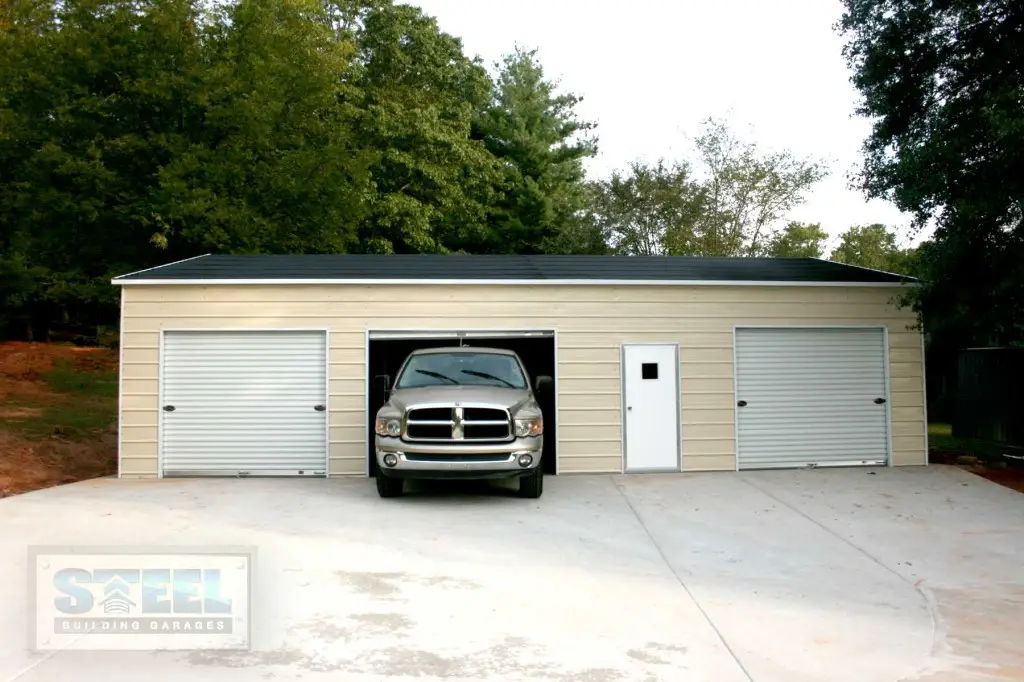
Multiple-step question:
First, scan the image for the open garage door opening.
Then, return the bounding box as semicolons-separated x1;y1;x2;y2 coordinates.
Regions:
367;330;558;477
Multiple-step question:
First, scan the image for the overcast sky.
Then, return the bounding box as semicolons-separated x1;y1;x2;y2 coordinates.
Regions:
410;0;927;249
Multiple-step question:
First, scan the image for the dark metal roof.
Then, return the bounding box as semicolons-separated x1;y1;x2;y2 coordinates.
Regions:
112;254;916;284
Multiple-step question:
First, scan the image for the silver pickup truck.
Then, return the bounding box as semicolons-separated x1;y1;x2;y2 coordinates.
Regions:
372;346;552;499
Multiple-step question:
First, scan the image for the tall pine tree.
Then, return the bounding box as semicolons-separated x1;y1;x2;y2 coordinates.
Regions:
474;47;598;254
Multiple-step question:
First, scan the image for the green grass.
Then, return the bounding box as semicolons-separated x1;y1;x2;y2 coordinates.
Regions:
2;359;118;439
7;401;116;439
928;423;959;451
928;422;1016;461
42;359;118;399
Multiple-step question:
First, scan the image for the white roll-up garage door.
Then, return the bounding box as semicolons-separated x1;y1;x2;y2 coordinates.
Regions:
735;327;890;469
161;330;328;476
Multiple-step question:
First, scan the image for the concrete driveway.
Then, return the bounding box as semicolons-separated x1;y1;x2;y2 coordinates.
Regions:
0;466;1021;682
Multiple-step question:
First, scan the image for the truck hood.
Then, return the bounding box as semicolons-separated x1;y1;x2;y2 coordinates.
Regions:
387;385;536;415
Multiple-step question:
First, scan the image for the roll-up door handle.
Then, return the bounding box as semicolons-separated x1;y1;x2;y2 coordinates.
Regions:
737;400;747;407
874;397;886;405
163;405;175;412
314;405;326;412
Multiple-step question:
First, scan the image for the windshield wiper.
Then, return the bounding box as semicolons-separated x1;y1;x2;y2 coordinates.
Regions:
414;369;459;385
460;369;517;388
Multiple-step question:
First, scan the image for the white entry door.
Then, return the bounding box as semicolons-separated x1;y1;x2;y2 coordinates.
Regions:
161;330;328;476
735;327;890;469
623;344;680;472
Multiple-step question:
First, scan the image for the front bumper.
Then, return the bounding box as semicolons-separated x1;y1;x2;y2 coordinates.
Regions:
375;435;543;480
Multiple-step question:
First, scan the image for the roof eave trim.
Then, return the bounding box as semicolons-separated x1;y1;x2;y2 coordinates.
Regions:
810;256;916;280
110;253;212;283
111;277;918;287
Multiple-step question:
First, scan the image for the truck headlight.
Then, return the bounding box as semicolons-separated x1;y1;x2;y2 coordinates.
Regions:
375;417;402;437
514;416;543;437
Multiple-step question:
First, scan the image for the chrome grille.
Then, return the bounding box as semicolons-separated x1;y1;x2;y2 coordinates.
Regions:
404;405;512;442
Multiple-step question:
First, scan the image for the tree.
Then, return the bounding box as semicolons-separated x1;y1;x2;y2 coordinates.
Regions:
350;2;501;254
837;0;1024;345
767;222;829;258
829;224;916;274
0;0;373;337
538;211;612;255
587;120;829;258
588;160;703;255
3;0;616;339
157;0;372;255
474;47;598;254
0;0;211;337
690;118;829;256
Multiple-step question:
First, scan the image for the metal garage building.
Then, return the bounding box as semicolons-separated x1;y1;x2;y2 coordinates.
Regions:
111;254;927;479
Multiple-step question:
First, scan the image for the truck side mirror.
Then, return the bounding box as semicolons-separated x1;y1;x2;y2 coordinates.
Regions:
374;374;391;400
534;375;553;393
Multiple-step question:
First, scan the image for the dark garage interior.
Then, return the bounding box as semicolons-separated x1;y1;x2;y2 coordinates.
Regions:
366;333;557;477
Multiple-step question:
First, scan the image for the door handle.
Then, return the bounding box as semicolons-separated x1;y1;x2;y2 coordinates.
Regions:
627;406;632;411
314;405;326;412
874;398;886;405
737;400;747;407
163;405;175;412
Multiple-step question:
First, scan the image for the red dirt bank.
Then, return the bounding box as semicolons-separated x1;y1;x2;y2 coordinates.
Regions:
0;342;118;496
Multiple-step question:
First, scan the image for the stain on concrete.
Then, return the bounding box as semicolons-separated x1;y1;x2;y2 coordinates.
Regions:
183;647;348;673
627;649;664;664
299;652;348;673
295;616;352;642
903;585;1024;681
336;570;406;597
350;611;414;633
358;634;625;680
185;647;306;669
368;648;462;677
336;570;482;599
363;635;525;677
626;642;688;665
174;627;629;679
421;575;483;589
649;643;687;654
287;610;415;645
555;668;626;682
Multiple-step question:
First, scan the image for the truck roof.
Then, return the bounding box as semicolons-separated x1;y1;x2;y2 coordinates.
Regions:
408;346;517;356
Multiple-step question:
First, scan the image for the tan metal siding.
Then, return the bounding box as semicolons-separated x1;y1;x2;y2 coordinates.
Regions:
118;284;926;478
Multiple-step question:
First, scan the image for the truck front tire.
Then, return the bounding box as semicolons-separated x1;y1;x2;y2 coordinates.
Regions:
517;466;543;499
375;471;404;498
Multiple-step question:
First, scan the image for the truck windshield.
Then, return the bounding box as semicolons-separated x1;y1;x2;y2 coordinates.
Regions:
395;352;528;389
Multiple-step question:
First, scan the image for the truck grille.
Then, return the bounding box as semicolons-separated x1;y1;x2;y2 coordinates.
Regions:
405;406;511;442
404;453;511;463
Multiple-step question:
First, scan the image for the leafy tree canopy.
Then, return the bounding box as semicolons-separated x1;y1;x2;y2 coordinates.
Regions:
828;223;917;274
769;222;829;258
351;2;499;254
589;159;701;256
475;47;598;254
838;0;1024;346
587;119;829;257
0;0;600;337
690;118;829;257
